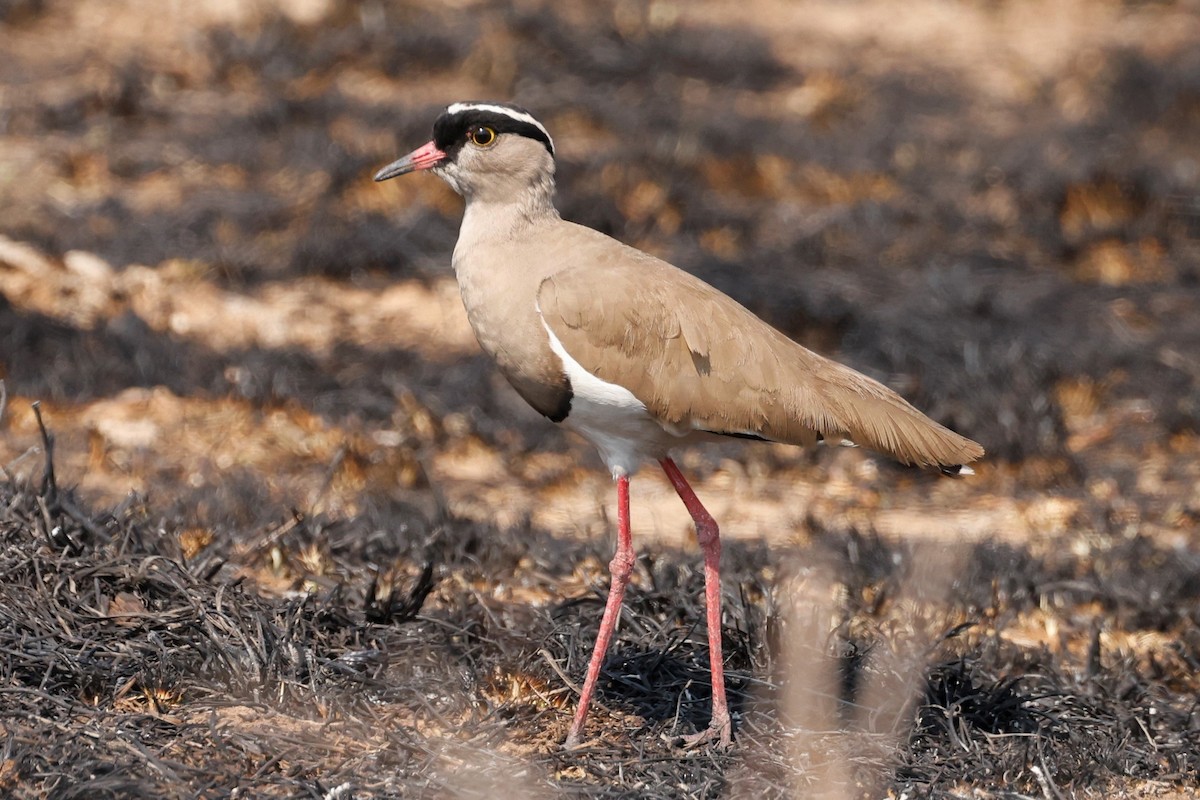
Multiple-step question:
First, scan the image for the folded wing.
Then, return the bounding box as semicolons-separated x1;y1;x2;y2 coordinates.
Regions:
538;258;984;470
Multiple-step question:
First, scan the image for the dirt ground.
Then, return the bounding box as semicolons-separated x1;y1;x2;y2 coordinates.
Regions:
1;0;1198;797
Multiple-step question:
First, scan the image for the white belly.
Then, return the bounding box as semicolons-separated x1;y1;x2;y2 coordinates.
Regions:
540;316;683;477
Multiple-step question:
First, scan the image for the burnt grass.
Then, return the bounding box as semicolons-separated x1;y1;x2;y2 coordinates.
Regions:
2;0;1200;797
3;433;1200;798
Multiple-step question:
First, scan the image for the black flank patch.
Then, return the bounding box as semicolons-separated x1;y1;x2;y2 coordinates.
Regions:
546;386;572;423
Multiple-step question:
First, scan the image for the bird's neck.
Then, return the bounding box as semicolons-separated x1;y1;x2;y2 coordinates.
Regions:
458;174;560;246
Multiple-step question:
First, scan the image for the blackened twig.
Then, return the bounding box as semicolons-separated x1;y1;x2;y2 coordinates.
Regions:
31;401;57;504
364;561;436;624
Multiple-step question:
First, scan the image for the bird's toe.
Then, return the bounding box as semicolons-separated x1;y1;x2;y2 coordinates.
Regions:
677;717;734;751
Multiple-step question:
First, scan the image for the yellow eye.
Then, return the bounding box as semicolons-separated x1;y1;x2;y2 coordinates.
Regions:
469;126;496;147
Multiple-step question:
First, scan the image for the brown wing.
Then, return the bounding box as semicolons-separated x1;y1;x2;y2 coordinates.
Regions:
538;257;983;470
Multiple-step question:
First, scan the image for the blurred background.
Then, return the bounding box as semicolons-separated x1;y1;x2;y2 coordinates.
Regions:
0;0;1198;796
1;0;1198;538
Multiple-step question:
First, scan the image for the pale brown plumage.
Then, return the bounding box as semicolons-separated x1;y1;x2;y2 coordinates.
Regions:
538;223;983;470
374;101;983;750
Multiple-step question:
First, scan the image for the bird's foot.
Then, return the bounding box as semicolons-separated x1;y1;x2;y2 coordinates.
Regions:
677;713;733;751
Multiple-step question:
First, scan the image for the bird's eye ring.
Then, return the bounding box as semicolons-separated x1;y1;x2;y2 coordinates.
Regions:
469;126;497;147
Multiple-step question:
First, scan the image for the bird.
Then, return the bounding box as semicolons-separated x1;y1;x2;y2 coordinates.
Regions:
374;101;984;750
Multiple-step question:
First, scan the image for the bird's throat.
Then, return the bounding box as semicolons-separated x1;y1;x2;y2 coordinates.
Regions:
458;178;560;244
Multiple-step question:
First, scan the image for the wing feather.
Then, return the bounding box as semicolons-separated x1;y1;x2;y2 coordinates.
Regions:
538;256;983;469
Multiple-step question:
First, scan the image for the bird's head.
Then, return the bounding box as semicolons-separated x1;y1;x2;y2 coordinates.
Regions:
374;101;556;202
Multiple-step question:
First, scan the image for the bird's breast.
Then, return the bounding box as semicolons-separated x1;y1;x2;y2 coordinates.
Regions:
455;264;573;422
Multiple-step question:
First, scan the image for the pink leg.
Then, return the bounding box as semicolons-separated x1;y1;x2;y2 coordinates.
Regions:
565;473;635;749
659;457;732;748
